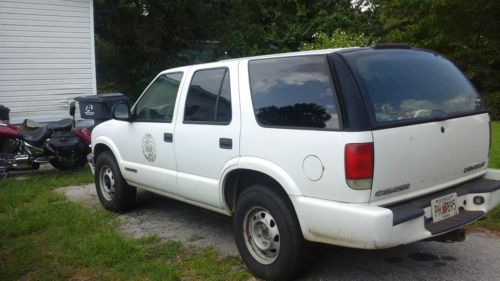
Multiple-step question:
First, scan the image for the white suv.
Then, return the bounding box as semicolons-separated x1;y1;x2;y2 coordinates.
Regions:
89;46;500;280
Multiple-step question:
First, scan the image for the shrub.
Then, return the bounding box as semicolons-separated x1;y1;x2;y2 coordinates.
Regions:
482;92;500;121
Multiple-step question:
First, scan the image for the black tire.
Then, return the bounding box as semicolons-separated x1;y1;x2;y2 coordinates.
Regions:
233;185;308;281
49;154;87;171
95;151;136;212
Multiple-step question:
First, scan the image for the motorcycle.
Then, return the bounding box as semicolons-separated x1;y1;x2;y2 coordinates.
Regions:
0;102;91;174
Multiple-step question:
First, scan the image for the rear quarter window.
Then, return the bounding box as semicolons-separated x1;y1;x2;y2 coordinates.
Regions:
248;55;340;130
343;49;483;126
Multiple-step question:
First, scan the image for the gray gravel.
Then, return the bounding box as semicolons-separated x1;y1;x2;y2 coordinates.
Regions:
58;184;500;281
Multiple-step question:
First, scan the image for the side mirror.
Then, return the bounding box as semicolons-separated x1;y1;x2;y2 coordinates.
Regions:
69;101;76;117
112;103;132;121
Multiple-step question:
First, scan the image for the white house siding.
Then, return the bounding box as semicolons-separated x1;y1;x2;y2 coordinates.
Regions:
0;0;96;123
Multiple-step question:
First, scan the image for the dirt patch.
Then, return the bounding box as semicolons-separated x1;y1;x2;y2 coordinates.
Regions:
55;184;99;208
467;226;500;238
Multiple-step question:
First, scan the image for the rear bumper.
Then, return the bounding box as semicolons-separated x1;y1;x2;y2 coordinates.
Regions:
292;169;500;249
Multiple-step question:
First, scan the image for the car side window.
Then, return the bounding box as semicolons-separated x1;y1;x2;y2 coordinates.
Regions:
134;72;183;122
249;56;340;130
184;68;232;124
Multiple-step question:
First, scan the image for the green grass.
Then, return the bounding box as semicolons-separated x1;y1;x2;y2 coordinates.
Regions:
0;168;250;281
489;122;500;169
471;121;500;231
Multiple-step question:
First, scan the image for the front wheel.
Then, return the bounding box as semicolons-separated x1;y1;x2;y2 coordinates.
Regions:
95;151;136;212
233;185;308;281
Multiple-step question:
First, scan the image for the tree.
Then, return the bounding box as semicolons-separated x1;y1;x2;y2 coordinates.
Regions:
94;1;378;97
93;0;499;100
298;0;500;95
301;30;374;50
94;0;228;99
217;0;378;57
373;0;500;93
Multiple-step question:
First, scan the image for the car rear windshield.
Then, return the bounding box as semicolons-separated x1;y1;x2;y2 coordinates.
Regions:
342;49;484;126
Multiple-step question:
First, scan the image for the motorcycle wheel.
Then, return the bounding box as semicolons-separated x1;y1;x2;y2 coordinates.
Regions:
49;154;87;171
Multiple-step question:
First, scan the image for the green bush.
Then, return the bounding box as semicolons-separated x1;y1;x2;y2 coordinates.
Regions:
482;92;500;121
300;30;374;50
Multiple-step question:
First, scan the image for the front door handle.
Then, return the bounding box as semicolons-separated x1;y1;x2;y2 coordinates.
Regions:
219;138;232;149
164;133;173;143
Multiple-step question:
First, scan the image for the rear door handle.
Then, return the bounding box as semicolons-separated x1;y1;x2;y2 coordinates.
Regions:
164;133;173;143
219;138;232;149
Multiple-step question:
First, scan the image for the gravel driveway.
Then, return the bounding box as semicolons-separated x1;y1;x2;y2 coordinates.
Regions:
59;184;500;281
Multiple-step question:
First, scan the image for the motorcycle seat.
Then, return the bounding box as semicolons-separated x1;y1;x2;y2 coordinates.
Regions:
47;118;73;131
22;118;73;132
19;126;49;144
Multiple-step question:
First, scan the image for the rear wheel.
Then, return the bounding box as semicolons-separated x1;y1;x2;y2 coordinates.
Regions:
95;151;136;212
233;185;308;281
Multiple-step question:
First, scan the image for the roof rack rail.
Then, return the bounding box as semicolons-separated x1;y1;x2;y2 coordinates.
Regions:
373;43;411;49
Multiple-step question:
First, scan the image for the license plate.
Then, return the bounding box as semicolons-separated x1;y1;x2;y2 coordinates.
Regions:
431;193;459;223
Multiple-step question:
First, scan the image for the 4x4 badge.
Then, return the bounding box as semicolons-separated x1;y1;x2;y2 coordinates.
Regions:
141;134;156;162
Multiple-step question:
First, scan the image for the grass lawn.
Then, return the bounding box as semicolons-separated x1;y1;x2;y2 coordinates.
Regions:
0;169;250;281
1;123;500;280
471;121;500;231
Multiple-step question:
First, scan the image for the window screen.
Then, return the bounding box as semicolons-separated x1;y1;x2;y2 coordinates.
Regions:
184;68;232;123
249;56;340;129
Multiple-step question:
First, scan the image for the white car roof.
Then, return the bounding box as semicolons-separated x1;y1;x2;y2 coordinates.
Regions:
160;47;359;75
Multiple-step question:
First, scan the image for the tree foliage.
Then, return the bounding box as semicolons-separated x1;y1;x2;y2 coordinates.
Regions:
94;0;500;100
373;0;500;92
301;30;374;50
94;0;228;98
216;0;377;56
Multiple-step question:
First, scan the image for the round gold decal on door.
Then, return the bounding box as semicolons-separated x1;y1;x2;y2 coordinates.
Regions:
142;134;156;162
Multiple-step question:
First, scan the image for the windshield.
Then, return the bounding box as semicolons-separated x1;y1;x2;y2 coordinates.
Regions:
342;49;483;125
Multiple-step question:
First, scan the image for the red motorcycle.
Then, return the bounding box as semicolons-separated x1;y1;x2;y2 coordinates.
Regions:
0;102;91;173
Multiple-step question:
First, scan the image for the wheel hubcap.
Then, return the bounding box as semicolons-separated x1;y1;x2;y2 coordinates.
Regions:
99;165;115;201
243;207;280;264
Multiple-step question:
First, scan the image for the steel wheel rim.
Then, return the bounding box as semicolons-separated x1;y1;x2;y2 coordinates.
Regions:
243;207;281;265
99;165;115;201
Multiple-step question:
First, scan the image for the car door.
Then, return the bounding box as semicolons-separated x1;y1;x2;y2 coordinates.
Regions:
116;72;184;195
174;62;240;208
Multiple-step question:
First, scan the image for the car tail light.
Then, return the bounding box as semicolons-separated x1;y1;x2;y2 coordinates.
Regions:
345;143;374;190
